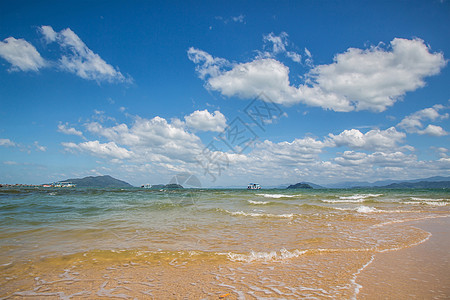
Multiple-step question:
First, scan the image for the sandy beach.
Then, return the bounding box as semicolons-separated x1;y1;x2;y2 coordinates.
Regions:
357;216;450;299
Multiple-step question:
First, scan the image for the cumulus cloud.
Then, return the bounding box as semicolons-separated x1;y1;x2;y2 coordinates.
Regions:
185;109;227;132
306;38;446;111
57;122;84;137
0;138;16;147
189;37;446;112
397;104;448;136
62;140;132;159
59;113;449;185
334;151;417;167
250;137;328;165
207;58;301;105
39;25;131;83
328;127;406;151
84;115;203;163
418;124;448;136
0;37;46;72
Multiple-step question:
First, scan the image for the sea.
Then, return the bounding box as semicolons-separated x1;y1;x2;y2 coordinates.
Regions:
0;187;449;299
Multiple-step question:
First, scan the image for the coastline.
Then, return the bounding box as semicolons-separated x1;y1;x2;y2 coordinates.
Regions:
357;215;450;299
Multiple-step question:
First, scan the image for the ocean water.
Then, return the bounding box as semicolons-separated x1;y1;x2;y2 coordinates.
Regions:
0;187;449;299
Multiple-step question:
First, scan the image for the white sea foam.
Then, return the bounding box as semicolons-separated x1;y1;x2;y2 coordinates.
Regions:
248;200;270;205
339;194;383;200
256;194;295;199
402;201;448;206
378;231;432;253
356;206;378;213
410;197;447;202
227;248;307;262
322;199;365;203
351;255;375;299
226;210;294;218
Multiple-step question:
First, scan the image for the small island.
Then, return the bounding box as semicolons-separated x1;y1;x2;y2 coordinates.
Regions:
286;182;313;189
60;175;133;188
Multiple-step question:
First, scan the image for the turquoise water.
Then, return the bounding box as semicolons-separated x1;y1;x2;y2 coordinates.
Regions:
0;187;449;298
1;187;448;261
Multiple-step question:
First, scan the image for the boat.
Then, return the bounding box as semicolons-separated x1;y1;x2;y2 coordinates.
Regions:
247;183;261;190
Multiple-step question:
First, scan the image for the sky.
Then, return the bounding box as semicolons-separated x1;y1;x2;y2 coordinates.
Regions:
0;0;449;187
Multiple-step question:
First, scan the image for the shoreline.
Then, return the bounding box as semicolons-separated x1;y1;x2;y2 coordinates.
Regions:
356;215;450;299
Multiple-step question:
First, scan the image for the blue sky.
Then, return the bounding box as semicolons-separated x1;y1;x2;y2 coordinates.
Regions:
0;0;449;187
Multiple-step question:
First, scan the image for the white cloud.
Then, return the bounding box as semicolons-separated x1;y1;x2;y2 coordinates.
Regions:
39;25;131;83
187;47;229;80
40;25;57;43
207;58;302;105
334;151;417;167
397;104;448;136
263;32;288;54
263;32;301;63
328;127;406;151
251;137;328;164
286;51;301;63
306;38;446;111
185;109;227;132
189;38;446;112
418;124;448;136
0;138;16;147
62;140;132;159
57;122;84;137
216;15;246;24
231;15;245;23
304;48;313;67
34;141;46;152
0;37;46;72
84;115;203;163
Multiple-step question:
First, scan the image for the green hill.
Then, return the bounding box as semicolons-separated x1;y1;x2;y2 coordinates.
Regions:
286;182;313;189
61;175;133;188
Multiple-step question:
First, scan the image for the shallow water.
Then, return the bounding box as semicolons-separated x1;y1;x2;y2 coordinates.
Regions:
0;187;449;298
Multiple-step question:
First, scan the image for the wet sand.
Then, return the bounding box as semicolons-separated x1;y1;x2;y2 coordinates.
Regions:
357;216;450;299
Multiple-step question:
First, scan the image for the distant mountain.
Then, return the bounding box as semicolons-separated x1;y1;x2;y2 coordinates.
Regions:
302;182;326;189
267;182;325;189
286;182;313;189
323;176;450;189
61;175;133;188
381;181;450;189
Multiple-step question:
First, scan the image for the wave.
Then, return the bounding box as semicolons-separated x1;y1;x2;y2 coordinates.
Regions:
247;200;271;205
334;205;412;214
339;194;383;200
226;248;307;262
410;197;447;201
223;209;295;219
322;199;365;203
256;194;296;199
402;201;448;206
400;197;448;206
356;206;378;213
